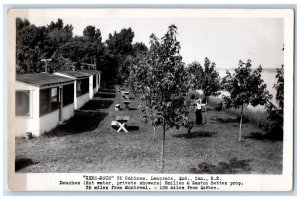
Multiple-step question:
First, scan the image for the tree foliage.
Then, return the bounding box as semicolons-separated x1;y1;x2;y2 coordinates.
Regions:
129;25;188;172
222;59;272;142
266;65;284;138
16;18;74;73
187;57;221;100
106;28;134;54
16;17;144;85
83;25;102;42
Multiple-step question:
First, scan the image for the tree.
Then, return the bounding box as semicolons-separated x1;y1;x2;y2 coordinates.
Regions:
47;19;73;54
50;51;73;72
16;18;74;73
127;52;150;95
274;66;284;111
16;19;45;73
83;25;102;42
58;26;105;70
131;25;188;173
222;59;272;142
106;28;135;55
266;65;284;138
119;55;134;83
187;61;203;90
182;110;195;135
105;28;135;82
187;58;220;102
132;42;148;56
201;58;221;101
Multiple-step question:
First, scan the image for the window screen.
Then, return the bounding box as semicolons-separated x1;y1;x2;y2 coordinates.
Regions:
77;78;89;96
63;83;74;106
15;91;30;116
40;87;59;116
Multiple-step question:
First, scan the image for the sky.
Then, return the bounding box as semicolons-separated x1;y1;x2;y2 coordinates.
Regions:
22;9;284;69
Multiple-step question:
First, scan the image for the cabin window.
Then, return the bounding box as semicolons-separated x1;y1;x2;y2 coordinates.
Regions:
63;83;74;106
15;91;30;116
76;78;89;96
40;87;59;116
93;75;96;88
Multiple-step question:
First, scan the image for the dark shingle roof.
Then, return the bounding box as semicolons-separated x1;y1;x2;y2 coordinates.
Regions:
56;70;90;78
80;69;101;75
16;73;74;87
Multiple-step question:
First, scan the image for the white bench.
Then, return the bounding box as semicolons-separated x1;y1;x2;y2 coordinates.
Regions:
115;104;121;111
111;121;118;130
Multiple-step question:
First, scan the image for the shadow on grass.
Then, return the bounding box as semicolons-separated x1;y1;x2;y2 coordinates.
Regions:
46;112;108;137
99;88;116;93
191;157;253;174
127;125;140;131
173;131;217;139
96;93;116;98
214;116;250;124
244;131;283;141
81;100;113;110
111;124;140;132
215;117;239;123
15;158;38;171
106;85;116;90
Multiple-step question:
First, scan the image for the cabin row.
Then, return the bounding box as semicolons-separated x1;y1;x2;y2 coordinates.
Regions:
15;70;101;137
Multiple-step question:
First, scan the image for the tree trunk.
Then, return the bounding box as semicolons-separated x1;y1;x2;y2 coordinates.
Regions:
188;125;193;134
161;124;166;173
153;126;156;141
239;105;244;142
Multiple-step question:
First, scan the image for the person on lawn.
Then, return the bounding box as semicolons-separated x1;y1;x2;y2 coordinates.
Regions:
195;98;206;125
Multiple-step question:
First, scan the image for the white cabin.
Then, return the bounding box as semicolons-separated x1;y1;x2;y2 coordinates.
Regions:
15;73;75;137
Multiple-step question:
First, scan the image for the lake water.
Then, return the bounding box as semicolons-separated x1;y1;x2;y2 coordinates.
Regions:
217;68;279;111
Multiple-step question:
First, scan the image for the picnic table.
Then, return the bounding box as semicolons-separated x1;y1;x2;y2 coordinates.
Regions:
118;86;125;93
121;91;130;100
115;116;130;132
123;100;131;110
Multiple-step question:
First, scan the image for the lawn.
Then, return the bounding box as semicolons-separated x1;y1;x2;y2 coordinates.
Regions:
15;85;283;174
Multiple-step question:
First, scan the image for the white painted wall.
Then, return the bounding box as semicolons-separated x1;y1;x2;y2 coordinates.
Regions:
89;75;93;99
39;110;59;135
93;86;98;95
54;72;77;110
74;80;77;109
77;93;90;109
62;103;74;121
15;78;77;137
95;75;99;91
99;74;101;89
14;81;40;137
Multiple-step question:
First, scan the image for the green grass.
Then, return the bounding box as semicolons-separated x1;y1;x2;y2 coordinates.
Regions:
208;96;270;128
15;85;283;174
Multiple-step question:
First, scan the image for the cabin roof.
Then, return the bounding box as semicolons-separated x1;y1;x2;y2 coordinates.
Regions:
56;70;90;78
16;73;75;87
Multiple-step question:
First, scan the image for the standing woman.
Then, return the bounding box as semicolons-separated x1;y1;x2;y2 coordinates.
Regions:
195;98;206;125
